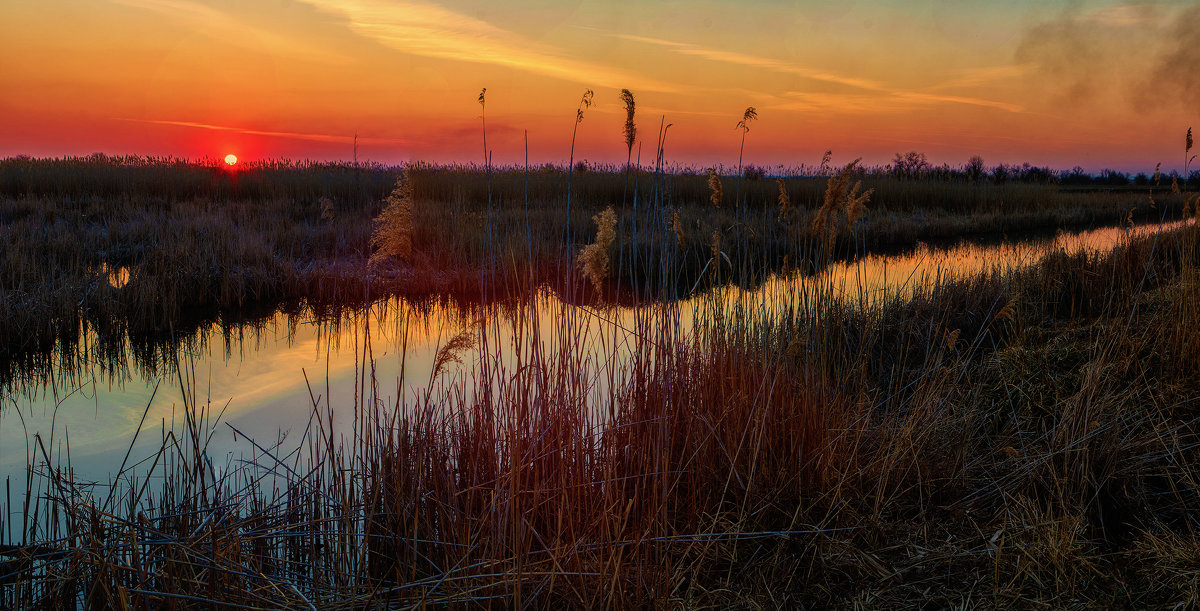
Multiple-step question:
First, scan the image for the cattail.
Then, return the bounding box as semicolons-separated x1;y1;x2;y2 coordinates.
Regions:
710;229;722;269
1187;127;1193;154
708;168;723;207
620;89;636;160
776;177;792;222
369;175;414;267
576;206;617;292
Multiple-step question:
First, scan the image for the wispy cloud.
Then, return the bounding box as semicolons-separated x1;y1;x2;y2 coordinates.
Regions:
294;0;675;93
615;33;887;92
116;118;411;145
925;64;1031;92
109;0;347;63
1084;3;1166;26
616;32;1024;113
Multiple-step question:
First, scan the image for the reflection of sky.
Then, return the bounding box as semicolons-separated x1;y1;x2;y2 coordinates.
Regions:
0;220;1186;491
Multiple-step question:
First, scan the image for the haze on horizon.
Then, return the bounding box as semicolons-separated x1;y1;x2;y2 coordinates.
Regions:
2;0;1197;174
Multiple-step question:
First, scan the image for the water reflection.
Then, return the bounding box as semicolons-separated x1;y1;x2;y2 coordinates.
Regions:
0;220;1186;487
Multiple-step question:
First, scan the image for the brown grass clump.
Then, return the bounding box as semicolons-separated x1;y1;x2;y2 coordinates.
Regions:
369;175;415;267
577;206;617;291
708;168;723;207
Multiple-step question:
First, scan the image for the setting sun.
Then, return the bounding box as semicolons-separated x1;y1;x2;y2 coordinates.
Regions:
224;154;237;166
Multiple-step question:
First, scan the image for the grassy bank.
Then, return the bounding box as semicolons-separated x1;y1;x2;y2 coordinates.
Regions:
2;218;1198;607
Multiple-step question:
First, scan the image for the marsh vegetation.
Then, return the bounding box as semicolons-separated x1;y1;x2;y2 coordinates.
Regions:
1;135;1199;607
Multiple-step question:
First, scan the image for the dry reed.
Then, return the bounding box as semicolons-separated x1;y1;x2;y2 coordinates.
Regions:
369;175;415;267
576;206;617;292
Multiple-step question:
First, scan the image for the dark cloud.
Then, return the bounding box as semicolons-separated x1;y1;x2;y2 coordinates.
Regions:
1014;4;1200;115
1148;6;1200;109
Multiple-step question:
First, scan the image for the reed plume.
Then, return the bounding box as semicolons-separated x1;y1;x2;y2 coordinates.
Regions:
1186;127;1195;191
776;177;792;222
566;89;596;234
734;106;758;206
479;88;488;168
620;89;637;163
708;168;723;207
576;206;616;292
812;158;872;253
369;174;414;267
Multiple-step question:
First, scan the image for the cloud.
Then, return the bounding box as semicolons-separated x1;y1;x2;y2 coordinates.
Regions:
116;118;412;145
615;33;888;93
615;33;1024;113
109;0;347;63
295;0;675;93
1014;3;1200;115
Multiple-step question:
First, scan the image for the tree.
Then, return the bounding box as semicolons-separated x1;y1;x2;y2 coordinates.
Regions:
892;151;929;180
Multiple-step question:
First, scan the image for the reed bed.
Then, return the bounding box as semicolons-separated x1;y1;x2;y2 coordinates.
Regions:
2;216;1199;607
0;156;1184;389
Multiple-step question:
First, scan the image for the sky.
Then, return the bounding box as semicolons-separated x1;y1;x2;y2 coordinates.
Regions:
2;0;1198;173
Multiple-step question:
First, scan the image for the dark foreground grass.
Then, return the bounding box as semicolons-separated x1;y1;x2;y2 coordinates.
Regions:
0;157;1185;387
2;219;1198;608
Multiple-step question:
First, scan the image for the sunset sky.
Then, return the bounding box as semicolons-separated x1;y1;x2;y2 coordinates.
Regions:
2;0;1197;172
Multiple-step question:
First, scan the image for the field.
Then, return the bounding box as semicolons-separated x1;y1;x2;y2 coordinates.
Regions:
2;155;1200;608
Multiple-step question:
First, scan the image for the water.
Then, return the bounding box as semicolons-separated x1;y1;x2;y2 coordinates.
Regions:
0;221;1185;494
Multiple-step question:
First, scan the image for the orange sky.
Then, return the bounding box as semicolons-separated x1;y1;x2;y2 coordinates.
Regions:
2;1;1197;172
